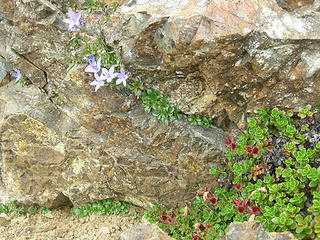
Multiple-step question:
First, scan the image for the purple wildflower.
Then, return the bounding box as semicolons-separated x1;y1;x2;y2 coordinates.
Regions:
11;68;22;83
63;11;84;32
85;54;101;73
90;72;105;92
116;68;128;87
101;66;118;83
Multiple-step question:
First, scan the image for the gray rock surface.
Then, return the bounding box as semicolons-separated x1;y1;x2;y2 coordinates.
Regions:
0;56;11;85
104;0;320;132
223;218;297;240
120;223;175;240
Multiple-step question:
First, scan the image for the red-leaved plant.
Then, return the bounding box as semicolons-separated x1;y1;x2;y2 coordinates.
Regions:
225;137;237;150
202;187;218;206
233;198;261;216
158;211;177;225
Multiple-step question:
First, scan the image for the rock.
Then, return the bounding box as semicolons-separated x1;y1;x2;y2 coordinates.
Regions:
0;0;318;216
276;0;315;11
0;216;10;227
0;0;227;208
103;0;320;132
119;224;174;240
0;56;12;86
44;212;54;219
0;76;224;208
223;219;297;240
99;226;110;235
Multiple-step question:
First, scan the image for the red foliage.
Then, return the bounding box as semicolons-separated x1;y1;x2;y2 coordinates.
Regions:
158;211;177;225
192;233;203;240
225;137;237;150
203;187;218;206
233;183;243;192
233;199;261;216
245;145;262;155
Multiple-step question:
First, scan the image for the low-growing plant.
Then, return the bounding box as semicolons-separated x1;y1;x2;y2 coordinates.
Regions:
40;206;51;214
188;114;213;128
72;199;131;218
83;0;106;12
145;106;320;240
131;209;142;221
0;201;51;217
140;89;182;124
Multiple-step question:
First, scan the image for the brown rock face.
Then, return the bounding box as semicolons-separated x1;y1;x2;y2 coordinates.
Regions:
104;0;320;132
0;0;227;209
0;71;225;208
0;0;319;215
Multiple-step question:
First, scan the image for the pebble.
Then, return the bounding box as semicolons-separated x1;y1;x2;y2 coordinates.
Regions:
44;212;54;219
99;226;110;234
0;217;10;227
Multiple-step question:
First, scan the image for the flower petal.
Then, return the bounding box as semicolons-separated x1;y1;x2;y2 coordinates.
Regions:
74;12;81;24
85;65;95;73
109;65;115;74
116;78;122;85
90;80;97;86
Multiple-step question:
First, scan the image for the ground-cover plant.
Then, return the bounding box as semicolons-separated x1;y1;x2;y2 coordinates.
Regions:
0;201;51;217
0;199;133;219
145;106;320;240
71;199;131;218
83;0;107;13
140;89;182;124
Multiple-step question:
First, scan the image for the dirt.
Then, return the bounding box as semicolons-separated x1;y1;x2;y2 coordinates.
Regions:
0;207;143;240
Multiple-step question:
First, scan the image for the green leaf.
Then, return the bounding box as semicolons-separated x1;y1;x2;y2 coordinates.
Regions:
296;226;305;234
280;215;287;225
285;218;294;226
295;214;303;224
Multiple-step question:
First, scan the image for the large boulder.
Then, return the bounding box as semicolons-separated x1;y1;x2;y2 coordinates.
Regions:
0;0;226;208
104;0;320;132
0;67;225;208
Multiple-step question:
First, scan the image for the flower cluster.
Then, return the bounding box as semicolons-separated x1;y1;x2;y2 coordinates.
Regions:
11;68;22;83
63;11;85;32
85;54;128;92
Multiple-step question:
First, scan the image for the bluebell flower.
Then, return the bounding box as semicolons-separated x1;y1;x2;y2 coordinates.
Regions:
116;68;128;87
101;66;118;83
90;73;105;92
63;11;84;32
11;68;22;83
85;54;101;73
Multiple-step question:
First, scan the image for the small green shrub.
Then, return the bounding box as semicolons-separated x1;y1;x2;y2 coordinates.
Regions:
145;106;320;240
140;89;182;124
71;199;131;218
83;0;107;12
0;201;51;217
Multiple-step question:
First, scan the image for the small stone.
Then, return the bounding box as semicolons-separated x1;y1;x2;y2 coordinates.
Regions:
44;212;54;219
119;224;174;240
99;226;110;234
0;217;10;227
